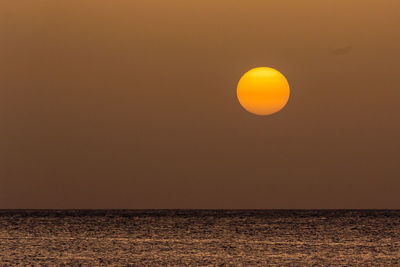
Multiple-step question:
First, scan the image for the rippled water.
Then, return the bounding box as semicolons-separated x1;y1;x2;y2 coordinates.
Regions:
1;210;399;265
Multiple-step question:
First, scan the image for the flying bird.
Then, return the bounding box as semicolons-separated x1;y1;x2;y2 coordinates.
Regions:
332;45;352;56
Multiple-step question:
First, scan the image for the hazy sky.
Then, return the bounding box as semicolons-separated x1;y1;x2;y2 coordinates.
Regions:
1;0;399;208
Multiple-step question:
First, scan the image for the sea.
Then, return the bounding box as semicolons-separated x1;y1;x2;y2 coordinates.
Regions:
0;210;399;265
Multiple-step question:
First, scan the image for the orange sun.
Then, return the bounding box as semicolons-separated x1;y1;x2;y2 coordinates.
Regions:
237;67;290;116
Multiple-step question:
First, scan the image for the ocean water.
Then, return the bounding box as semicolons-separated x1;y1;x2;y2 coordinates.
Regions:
0;210;399;265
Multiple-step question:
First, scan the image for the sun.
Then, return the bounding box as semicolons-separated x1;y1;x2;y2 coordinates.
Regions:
237;67;290;116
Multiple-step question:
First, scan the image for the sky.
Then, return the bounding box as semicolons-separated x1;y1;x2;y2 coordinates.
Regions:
1;0;399;209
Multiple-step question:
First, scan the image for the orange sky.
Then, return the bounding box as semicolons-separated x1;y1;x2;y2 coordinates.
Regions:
1;0;399;208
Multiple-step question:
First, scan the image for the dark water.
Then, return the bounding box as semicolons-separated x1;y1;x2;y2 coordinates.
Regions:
1;210;399;265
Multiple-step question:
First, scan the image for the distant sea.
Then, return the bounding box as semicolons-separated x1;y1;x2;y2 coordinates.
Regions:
1;210;399;265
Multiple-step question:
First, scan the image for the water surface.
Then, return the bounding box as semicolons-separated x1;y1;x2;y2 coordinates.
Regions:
1;210;399;265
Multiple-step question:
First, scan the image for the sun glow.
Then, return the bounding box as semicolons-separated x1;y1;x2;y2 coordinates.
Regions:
237;67;290;116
